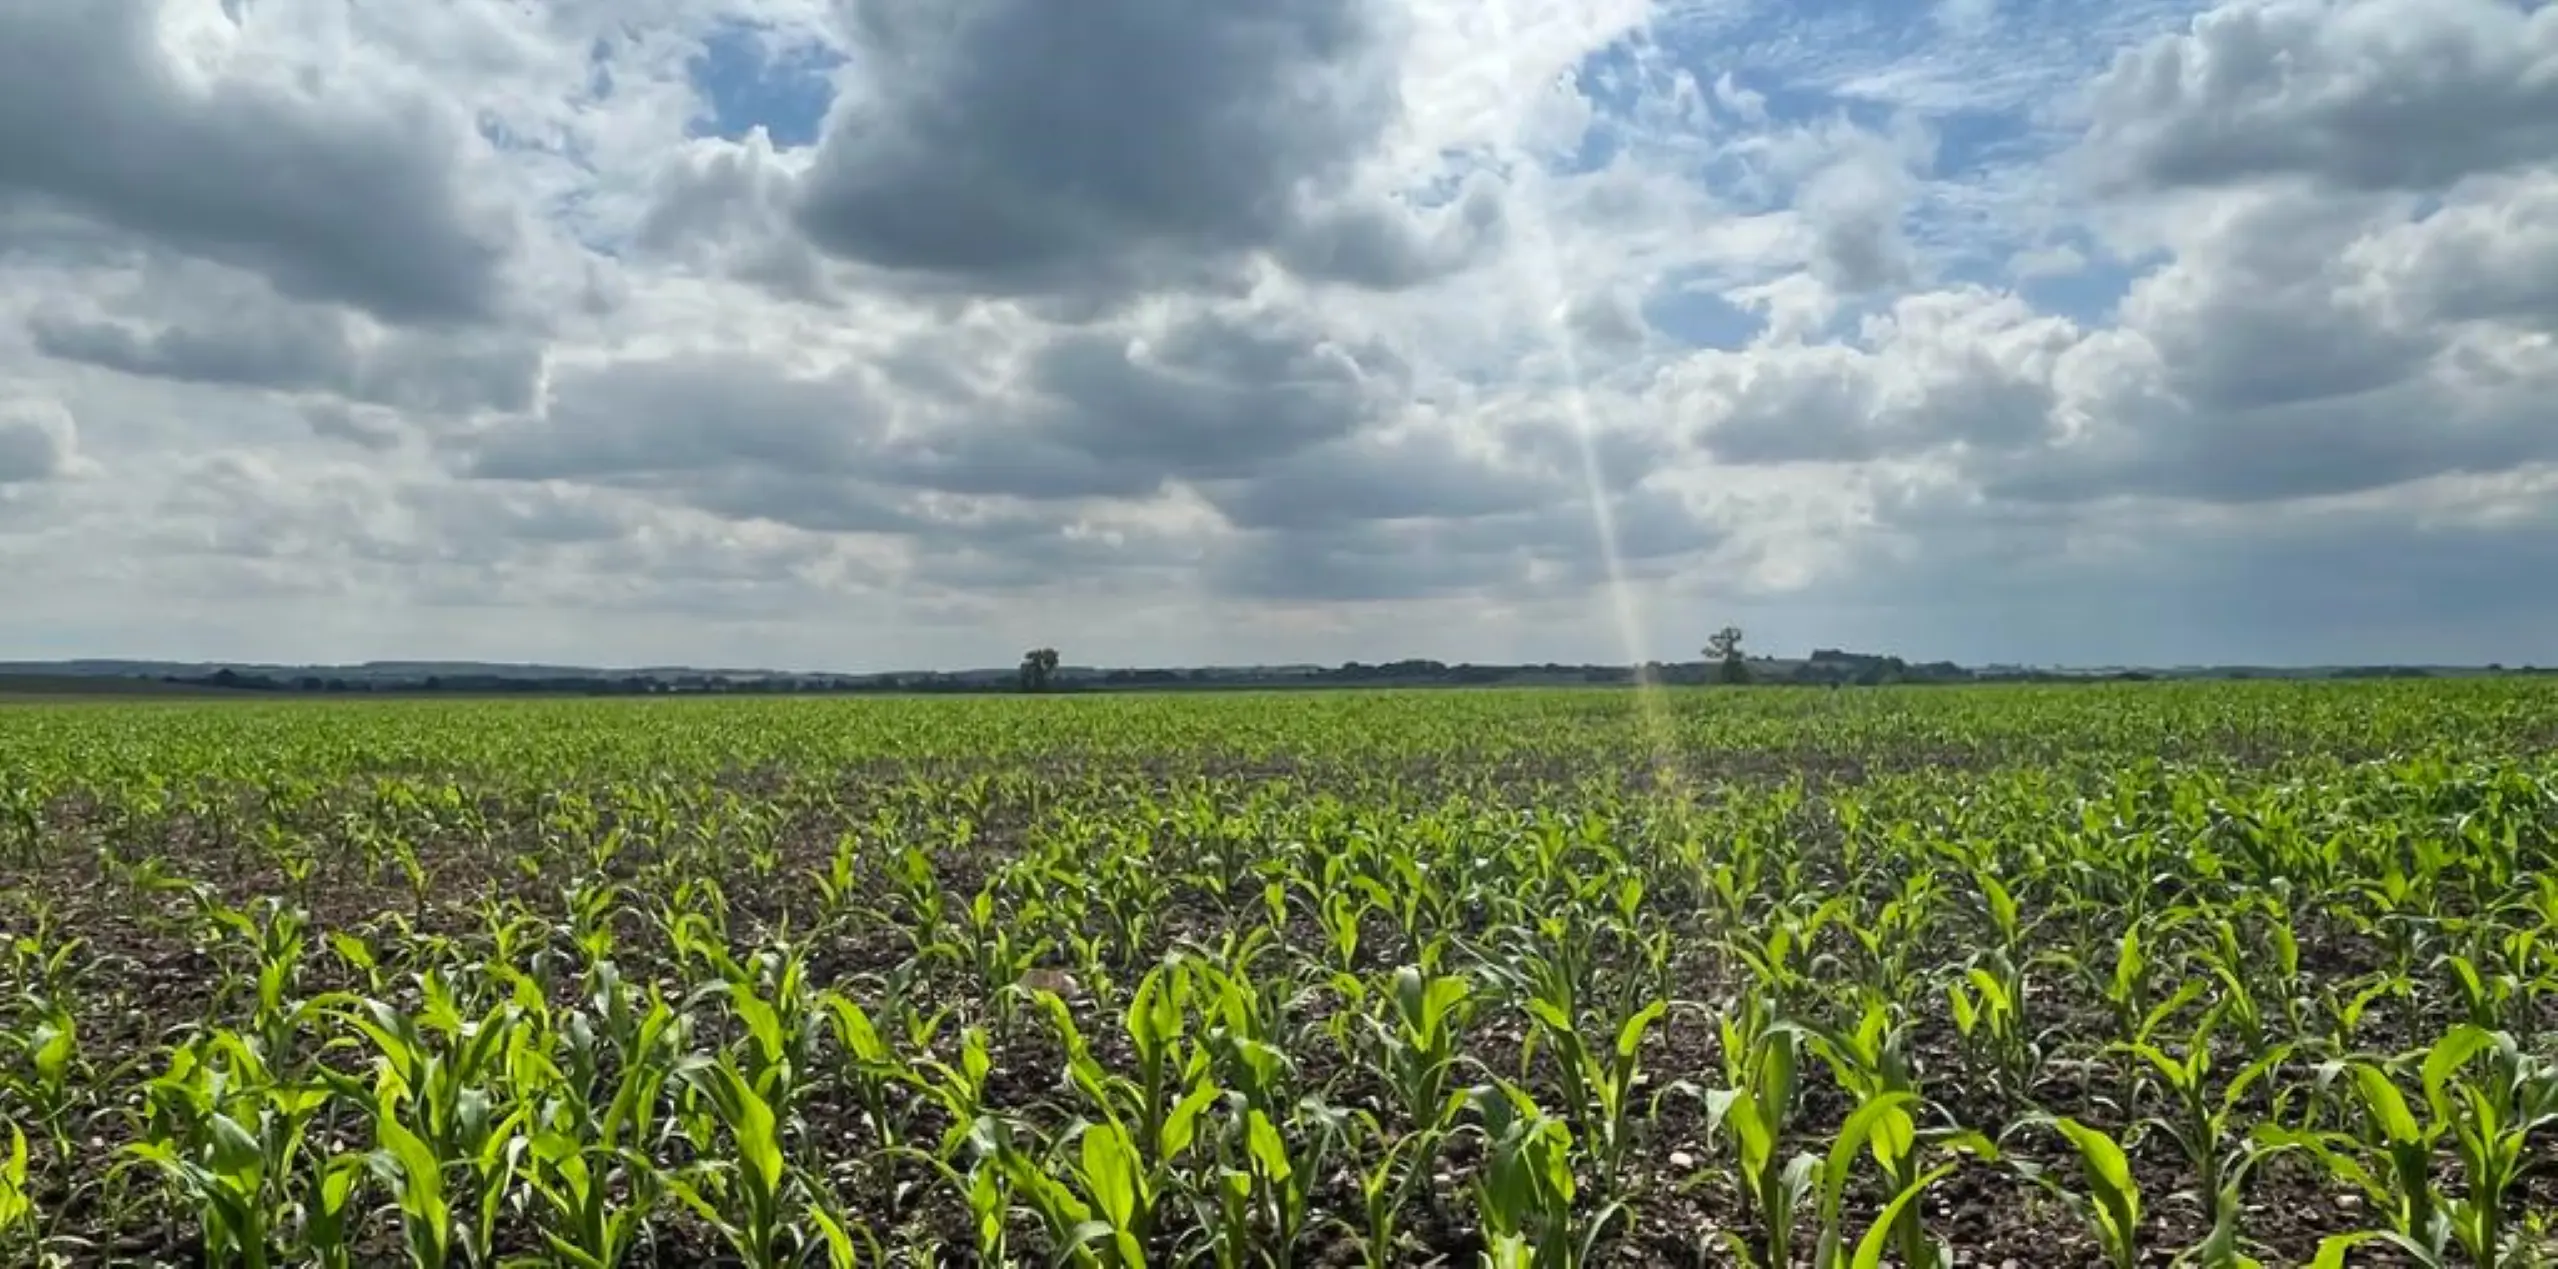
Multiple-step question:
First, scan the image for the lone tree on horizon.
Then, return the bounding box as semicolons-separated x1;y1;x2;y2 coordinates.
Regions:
1019;647;1061;693
1705;626;1749;684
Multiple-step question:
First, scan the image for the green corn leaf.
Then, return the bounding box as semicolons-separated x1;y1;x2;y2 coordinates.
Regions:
30;1014;74;1086
1422;974;1470;1037
809;1204;882;1269
2222;1043;2292;1112
1780;1151;1822;1217
1949;984;1980;1034
2305;1229;2448;1269
371;1116;452;1266
1965;968;2011;1016
1162;1079;1221;1161
1980;874;2019;940
1246;1109;1292;1184
1822;1091;1921;1230
1127;965;1176;1057
207;1112;266;1181
1525;997;1575;1037
2350;1066;2422;1147
2052;1118;2140;1246
824;994;891;1065
1720;1093;1775;1173
1616;999;1668;1060
1081;1121;1141;1232
1868;1103;1919;1173
0;1125;30;1234
1849;1162;1960;1269
2418;1026;2495;1123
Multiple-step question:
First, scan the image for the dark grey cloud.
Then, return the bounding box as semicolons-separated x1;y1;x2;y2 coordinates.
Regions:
2115;193;2443;418
1019;312;1394;480
462;306;1399;524
1562;288;1652;351
435;306;1729;605
1690;345;1882;464
1202;430;1559;531
302;402;403;452
1985;360;2558;506
853;307;1407;502
1497;412;1674;494
0;402;72;483
2143;297;2428;416
1209;524;1519;602
2084;0;2558;194
1207;485;1720;602
398;484;632;553
793;0;1423;299
906;512;1208;594
30;306;539;415
0;0;514;324
1273;183;1508;291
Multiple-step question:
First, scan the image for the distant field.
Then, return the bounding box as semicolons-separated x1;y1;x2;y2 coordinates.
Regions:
1;683;2553;1265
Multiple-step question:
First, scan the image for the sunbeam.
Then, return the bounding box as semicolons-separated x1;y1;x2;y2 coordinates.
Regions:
1474;0;1692;799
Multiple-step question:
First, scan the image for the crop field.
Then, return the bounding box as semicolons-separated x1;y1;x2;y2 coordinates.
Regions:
0;683;2554;1268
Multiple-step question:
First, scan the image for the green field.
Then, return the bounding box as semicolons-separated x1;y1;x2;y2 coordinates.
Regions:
1;684;2553;1266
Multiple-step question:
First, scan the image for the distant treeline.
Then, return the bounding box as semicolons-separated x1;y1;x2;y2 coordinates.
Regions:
135;652;2531;698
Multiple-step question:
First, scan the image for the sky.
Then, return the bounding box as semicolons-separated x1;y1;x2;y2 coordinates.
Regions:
2;0;2556;671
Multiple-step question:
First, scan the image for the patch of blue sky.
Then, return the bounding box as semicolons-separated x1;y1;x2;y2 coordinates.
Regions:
2018;255;2142;322
688;20;844;148
1551;36;1686;177
1642;281;1768;349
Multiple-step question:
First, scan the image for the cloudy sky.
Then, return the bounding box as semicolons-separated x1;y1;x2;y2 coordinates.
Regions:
3;0;2554;671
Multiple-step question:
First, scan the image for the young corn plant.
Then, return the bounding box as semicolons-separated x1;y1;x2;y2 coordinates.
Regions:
2283;1025;2558;1269
1519;991;1667;1199
1695;1015;1811;1269
1;1004;81;1173
961;886;1055;1038
668;1055;819;1269
2119;1021;2291;1263
1948;950;2043;1106
1195;1098;1341;1269
911;1025;995;1164
2195;919;2275;1055
1329;1109;1427;1269
1000;1109;1207;1269
1468;1083;1624;1269
1842;871;1941;1006
337;988;531;1266
0;1124;48;1264
1809;1090;1975;1269
806;832;865;933
1364;966;1475;1195
1052;961;1219;1175
2014;1117;2144;1269
124;1030;338;1269
1810;1000;1995;1269
817;990;916;1151
523;990;685;1268
1034;964;1223;1255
